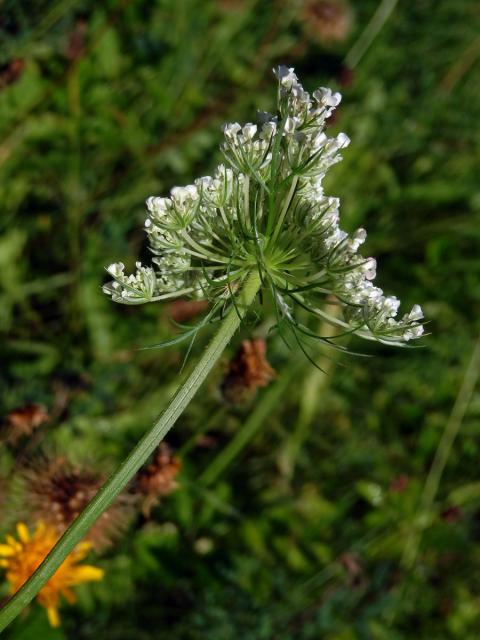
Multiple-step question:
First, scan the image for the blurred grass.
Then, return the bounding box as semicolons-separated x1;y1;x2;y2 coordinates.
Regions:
1;0;480;638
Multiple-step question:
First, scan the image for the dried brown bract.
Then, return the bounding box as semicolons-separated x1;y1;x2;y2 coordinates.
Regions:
5;403;49;444
221;338;276;405
300;0;353;45
23;456;131;551
133;443;181;517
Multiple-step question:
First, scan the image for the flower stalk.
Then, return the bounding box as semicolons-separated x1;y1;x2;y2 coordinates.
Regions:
0;270;261;632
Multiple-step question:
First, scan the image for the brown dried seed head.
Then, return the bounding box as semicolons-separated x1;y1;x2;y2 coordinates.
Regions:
23;456;131;551
301;0;353;44
5;403;49;443
134;443;182;517
221;338;276;405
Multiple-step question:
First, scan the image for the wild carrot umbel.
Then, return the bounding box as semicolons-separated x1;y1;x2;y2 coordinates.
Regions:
0;66;423;632
104;65;423;348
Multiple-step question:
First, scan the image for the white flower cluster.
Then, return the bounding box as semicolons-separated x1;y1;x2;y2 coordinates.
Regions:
327;232;424;342
103;262;158;304
222;122;274;176
103;65;424;346
269;66;424;343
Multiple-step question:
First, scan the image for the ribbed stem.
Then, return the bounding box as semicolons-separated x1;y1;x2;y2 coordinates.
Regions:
0;270;261;633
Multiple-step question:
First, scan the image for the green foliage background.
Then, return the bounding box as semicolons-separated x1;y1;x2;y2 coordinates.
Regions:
1;0;480;637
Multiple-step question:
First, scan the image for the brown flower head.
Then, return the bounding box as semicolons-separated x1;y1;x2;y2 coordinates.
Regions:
133;443;181;517
22;456;131;551
221;338;276;405
5;403;49;444
300;0;353;45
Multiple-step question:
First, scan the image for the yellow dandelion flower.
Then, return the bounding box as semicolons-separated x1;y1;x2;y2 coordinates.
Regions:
0;522;104;627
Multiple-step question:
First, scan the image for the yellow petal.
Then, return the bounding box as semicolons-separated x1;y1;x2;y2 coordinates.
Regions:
0;544;15;557
0;559;10;567
72;565;104;583
47;606;61;628
5;535;21;551
16;522;30;543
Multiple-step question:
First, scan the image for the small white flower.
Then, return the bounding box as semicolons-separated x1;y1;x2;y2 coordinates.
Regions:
242;123;257;140
336;132;350;148
147;196;171;216
284;117;298;134
348;228;367;252
404;325;424;341
362;258;377;280
313;87;342;108
107;262;125;277
324;227;348;249
274;65;298;88
382;296;401;317
408;304;424;321
260;121;277;140
171;185;198;203
223;122;242;140
196;175;213;190
311;132;327;151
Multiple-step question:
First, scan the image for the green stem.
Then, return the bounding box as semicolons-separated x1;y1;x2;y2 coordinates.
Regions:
0;270;261;633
